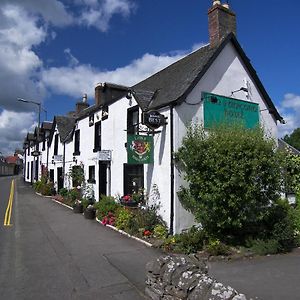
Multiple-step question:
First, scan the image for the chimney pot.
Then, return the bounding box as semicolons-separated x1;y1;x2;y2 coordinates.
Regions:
213;0;221;5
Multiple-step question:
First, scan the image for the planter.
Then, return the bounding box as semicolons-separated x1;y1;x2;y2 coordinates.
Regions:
84;208;96;219
73;203;84;213
120;200;139;207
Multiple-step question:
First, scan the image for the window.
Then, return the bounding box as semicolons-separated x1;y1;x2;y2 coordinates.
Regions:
89;114;94;127
42;136;46;151
88;165;96;183
127;106;139;135
74;129;80;155
27;162;29;179
27;146;30;155
54;134;59;155
102;106;109;120
93;121;101;152
123;164;144;195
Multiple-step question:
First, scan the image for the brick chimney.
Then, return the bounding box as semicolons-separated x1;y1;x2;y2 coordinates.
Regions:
208;1;236;48
95;83;105;107
76;93;89;113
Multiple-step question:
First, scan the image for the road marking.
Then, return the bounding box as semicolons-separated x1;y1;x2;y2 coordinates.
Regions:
4;179;15;226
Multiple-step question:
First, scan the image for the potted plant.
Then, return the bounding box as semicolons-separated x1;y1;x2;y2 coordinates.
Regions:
84;204;96;219
73;199;83;213
120;190;144;207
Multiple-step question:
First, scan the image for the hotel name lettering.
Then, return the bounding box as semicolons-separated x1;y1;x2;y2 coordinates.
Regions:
203;92;259;129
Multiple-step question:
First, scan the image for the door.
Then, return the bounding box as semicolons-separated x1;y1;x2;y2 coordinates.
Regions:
49;169;54;183
99;162;107;197
35;159;39;181
57;167;64;192
30;161;33;184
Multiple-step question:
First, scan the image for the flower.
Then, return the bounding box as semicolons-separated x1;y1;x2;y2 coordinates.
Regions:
143;230;152;237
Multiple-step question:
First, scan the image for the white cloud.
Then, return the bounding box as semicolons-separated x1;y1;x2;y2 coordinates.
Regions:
78;0;135;31
278;93;300;137
64;48;80;67
0;110;36;155
0;4;46;111
42;52;185;98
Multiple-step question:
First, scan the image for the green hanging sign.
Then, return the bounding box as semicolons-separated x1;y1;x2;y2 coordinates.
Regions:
127;135;154;164
203;92;259;129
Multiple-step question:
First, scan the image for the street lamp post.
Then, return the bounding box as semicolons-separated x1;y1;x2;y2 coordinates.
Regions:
17;98;41;139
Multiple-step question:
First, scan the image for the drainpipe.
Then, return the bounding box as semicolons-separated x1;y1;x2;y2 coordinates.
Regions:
46;138;49;170
170;105;175;235
63;143;66;188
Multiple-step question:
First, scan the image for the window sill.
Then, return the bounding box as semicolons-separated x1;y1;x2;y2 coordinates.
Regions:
73;151;80;156
87;179;96;184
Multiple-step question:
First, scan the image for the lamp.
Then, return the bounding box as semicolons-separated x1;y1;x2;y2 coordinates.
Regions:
230;87;248;97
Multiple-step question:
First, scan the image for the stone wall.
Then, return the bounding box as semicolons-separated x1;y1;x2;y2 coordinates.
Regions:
145;255;247;300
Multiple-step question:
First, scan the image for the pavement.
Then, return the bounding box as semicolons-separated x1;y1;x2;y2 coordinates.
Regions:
0;176;162;299
208;248;300;300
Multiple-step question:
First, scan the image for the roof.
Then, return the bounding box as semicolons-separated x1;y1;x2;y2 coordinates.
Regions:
5;156;18;164
278;139;300;155
41;121;53;131
133;33;283;121
54;116;76;143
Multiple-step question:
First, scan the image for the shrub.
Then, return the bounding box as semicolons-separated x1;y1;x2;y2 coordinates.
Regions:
175;124;284;242
95;196;120;219
163;226;207;254
204;239;231;256
153;224;168;239
134;205;164;232
249;239;280;256
59;188;68;197
115;207;133;230
68;188;80;201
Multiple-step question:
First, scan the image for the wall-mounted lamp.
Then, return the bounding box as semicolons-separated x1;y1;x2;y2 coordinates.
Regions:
230;87;248;97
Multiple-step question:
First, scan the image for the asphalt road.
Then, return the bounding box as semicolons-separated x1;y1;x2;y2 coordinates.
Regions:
0;176;161;299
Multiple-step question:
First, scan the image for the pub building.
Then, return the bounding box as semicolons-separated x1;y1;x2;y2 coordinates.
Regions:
23;1;283;234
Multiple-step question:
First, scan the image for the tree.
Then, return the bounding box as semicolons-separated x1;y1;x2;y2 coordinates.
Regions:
175;125;284;242
284;128;300;151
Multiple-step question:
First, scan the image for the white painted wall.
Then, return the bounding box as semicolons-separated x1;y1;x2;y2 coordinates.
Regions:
173;42;279;232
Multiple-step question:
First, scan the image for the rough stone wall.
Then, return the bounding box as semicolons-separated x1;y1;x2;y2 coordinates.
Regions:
145;255;247;300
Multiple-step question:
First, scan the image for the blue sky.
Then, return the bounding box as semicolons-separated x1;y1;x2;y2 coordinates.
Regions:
0;0;299;154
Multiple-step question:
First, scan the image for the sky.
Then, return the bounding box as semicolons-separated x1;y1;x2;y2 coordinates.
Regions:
0;0;300;155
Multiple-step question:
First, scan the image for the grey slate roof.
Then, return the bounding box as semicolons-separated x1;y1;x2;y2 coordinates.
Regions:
55;116;76;143
133;44;215;110
133;33;283;122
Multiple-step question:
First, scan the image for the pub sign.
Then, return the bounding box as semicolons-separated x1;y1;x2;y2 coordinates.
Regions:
127;135;154;164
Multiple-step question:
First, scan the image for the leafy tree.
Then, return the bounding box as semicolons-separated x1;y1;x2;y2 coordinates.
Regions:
284;128;300;151
175;124;284;242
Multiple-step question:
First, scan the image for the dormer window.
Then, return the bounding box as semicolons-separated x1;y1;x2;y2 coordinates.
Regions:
89;115;94;127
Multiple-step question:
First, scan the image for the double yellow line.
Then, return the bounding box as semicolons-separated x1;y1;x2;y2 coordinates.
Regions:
4;179;15;226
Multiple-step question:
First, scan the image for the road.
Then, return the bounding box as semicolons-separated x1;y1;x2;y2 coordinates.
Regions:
0;176;161;299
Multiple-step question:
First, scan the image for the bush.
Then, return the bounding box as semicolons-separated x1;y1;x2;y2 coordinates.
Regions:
153;224;168;239
68;188;80;202
249;239;280;256
204;239;231;256
95;196;120;219
175;124;284;242
163;226;207;254
59;188;68;197
115;207;133;230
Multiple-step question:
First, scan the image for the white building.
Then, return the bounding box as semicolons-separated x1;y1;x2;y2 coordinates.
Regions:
22;2;284;233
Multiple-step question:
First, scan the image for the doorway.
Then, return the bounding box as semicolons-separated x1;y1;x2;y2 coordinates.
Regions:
57;167;64;192
98;162;107;197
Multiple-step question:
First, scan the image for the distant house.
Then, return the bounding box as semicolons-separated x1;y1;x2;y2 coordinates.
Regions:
22;2;284;233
